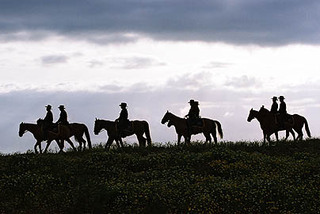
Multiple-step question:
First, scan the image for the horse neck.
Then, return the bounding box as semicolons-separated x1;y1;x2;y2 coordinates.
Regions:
99;120;115;130
23;123;41;137
169;113;184;124
24;123;39;133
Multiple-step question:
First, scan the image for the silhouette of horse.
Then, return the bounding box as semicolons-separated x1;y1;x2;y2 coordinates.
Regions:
40;122;92;152
19;122;76;153
161;111;223;144
247;106;311;143
94;118;152;150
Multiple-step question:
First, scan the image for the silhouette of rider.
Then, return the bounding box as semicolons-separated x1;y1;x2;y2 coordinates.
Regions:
278;96;287;115
185;100;201;135
56;105;69;125
278;96;288;128
186;99;200;120
42;104;53;138
116;103;130;137
270;96;278;114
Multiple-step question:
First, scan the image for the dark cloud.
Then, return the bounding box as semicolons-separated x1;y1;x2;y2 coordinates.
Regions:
0;0;319;45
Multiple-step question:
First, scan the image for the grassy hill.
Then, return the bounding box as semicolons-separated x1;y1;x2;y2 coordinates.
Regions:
1;139;320;213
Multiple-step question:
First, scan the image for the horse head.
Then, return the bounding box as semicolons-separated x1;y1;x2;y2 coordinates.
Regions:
94;119;101;135
161;111;171;124
18;122;25;137
247;108;257;122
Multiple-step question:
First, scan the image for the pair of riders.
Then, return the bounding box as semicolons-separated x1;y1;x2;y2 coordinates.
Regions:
270;96;292;128
40;104;69;138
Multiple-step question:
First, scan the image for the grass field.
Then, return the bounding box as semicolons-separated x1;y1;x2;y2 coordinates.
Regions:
1;139;320;213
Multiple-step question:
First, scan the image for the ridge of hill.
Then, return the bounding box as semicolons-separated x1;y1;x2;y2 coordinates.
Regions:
1;140;320;213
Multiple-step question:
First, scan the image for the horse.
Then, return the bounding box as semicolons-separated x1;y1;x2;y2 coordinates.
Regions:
94;118;152;150
161;111;223;144
42;122;92;152
19;122;76;153
247;106;311;143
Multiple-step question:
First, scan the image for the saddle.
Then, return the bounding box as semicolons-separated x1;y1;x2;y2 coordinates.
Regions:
274;113;294;129
116;120;133;137
189;118;204;128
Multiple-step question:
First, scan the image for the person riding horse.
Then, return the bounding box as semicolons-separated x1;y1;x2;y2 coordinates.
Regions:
185;100;202;135
270;96;278;114
56;105;69;125
40;104;54;138
115;102;131;137
278;96;291;128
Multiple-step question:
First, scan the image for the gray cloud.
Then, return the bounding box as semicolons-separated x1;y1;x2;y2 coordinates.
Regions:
0;0;319;46
41;55;68;65
107;56;166;69
225;75;261;88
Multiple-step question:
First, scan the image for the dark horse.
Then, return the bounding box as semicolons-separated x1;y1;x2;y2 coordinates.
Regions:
94;119;152;150
42;122;92;152
19;122;76;153
161;111;223;144
247;106;311;143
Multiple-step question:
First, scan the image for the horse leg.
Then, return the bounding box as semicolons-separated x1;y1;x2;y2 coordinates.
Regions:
38;141;43;154
275;132;279;141
211;129;217;144
177;134;182;145
203;133;211;144
115;136;123;148
296;129;303;141
105;137;114;151
284;130;289;141
34;141;40;154
65;139;76;151
185;134;191;145
137;135;146;147
44;140;52;153
290;129;296;141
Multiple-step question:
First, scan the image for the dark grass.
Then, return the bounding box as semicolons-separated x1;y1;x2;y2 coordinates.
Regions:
1;139;320;213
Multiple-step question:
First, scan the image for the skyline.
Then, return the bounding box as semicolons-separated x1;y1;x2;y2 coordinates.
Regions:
1;0;320;153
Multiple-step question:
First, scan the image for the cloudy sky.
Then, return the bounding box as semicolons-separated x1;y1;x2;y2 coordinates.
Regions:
1;0;320;153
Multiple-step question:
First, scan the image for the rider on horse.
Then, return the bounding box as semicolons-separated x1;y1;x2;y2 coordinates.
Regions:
270;96;278;114
41;104;54;138
56;105;69;125
278;96;291;128
185;99;201;135
116;102;131;137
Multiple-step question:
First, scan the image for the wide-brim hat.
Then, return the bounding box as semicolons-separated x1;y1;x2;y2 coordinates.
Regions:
119;103;127;107
58;105;65;109
45;105;52;109
279;96;285;100
272;96;278;101
188;99;195;103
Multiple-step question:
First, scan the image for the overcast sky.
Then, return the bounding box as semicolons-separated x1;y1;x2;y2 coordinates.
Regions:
1;0;320;153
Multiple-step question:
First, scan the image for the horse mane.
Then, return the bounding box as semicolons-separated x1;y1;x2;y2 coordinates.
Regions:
259;105;271;114
167;111;184;120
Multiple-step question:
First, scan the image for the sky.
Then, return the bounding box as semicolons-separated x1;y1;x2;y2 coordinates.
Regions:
1;0;320;153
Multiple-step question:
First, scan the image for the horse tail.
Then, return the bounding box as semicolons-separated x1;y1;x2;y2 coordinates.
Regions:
84;125;92;149
215;121;223;139
143;121;152;146
303;117;311;138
